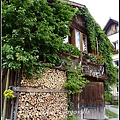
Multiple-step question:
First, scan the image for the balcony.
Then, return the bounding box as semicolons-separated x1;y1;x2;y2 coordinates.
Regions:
81;54;108;80
53;52;108;80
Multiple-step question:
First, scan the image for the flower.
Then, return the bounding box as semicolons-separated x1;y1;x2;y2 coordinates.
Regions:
96;55;104;64
4;89;15;99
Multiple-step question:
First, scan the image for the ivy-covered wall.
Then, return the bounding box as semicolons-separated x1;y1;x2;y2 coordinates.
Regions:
2;0;117;92
77;7;118;85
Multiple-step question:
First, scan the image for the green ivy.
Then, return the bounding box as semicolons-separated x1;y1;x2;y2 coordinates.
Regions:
2;0;78;77
63;65;89;95
2;0;117;93
61;43;83;57
77;7;118;85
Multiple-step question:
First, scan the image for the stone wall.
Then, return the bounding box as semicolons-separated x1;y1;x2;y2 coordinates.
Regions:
17;68;68;120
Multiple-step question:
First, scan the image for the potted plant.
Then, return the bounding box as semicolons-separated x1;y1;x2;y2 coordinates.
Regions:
96;55;104;65
87;53;104;65
88;53;97;63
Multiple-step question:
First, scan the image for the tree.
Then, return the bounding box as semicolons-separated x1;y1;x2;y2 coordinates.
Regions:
2;0;76;77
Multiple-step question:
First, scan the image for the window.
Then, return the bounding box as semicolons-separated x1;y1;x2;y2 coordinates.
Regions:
75;30;88;53
115;25;119;32
63;36;68;43
112;40;118;50
66;28;88;53
82;34;87;53
107;27;112;36
107;25;118;35
113;60;119;66
117;79;119;93
75;30;80;50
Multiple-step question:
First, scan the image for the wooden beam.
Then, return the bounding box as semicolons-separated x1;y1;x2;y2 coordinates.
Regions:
12;87;68;93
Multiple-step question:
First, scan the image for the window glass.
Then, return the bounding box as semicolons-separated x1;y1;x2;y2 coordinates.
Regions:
112;40;118;50
107;27;112;36
113;60;119;66
82;34;87;53
75;30;80;50
116;25;119;32
63;36;68;43
117;79;119;92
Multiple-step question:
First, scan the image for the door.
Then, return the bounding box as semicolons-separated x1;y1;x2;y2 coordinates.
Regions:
71;82;104;119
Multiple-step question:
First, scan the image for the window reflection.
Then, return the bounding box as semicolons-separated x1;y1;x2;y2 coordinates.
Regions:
75;30;80;50
82;34;87;53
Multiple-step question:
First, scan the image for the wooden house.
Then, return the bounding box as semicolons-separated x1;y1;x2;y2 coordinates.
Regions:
2;0;109;120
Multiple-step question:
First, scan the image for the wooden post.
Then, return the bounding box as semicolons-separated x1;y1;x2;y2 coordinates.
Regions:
2;69;10;120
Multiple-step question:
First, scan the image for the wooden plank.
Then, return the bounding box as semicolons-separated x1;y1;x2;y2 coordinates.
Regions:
71;82;104;119
10;99;15;120
12;87;68;93
14;92;19;120
71;28;75;46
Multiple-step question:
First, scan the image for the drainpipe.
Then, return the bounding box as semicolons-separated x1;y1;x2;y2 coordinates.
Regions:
2;69;10;120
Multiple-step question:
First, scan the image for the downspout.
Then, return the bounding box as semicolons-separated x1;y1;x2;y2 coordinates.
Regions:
2;69;10;120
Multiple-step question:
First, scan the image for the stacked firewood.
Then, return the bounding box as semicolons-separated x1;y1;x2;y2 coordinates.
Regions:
21;68;67;89
17;68;68;120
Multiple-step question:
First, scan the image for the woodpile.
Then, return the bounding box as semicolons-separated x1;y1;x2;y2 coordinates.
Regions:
17;68;68;120
17;92;68;120
21;68;67;89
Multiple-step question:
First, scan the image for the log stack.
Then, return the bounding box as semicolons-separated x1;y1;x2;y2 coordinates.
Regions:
17;68;68;120
21;68;67;89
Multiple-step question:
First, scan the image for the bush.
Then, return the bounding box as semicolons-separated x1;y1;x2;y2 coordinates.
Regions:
104;93;112;103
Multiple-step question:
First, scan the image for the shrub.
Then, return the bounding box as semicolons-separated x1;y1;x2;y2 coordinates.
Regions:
104;93;112;103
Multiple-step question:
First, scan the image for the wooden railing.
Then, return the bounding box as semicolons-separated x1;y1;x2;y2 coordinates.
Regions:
57;52;108;80
81;54;108;79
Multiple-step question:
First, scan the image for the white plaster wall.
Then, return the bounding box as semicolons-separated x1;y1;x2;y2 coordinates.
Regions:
108;32;119;43
108;32;119;96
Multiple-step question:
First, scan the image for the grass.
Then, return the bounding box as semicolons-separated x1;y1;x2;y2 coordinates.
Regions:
105;109;118;118
111;105;119;108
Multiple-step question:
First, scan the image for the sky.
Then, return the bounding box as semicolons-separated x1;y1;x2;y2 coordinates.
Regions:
70;0;119;29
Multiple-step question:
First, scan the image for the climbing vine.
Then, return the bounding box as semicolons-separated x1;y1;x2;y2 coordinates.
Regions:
2;0;79;77
77;7;118;85
63;65;89;95
2;0;117;93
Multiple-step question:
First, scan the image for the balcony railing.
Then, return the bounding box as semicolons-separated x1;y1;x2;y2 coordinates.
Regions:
81;54;106;79
53;52;108;80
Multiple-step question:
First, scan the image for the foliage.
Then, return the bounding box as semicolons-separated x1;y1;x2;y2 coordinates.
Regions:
63;65;89;95
3;89;15;99
104;81;112;93
104;93;112;103
2;0;77;77
105;109;118;118
111;105;118;108
67;96;78;120
88;53;104;64
67;111;78;120
77;7;118;85
61;43;83;57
